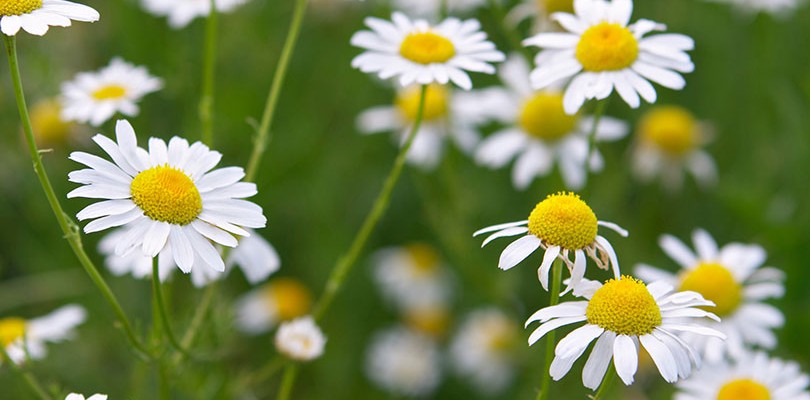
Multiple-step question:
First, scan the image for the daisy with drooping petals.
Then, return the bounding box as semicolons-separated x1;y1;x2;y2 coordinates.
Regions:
366;326;443;397
65;394;107;400
61;58;163;127
0;0;99;36
635;229;784;362
274;316;326;362
68;119;267;275
351;12;505;90
526;276;724;389
523;0;695;114
474;192;627;294
140;0;248;29
1;305;86;365
234;277;312;334
473;55;628;189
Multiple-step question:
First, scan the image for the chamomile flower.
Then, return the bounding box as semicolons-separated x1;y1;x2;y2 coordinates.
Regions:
632;105;717;190
1;305;86;365
274;316;326;362
60;58;163;127
140;0;248;29
234;277;312;334
392;0;486;18
707;0;802;16
474;192;628;294
371;243;453;312
450;308;519;395
0;0;98;36
68;120;266;275
366;326;443;397
635;229;784;362
351;12;505;90
65;394;107;400
523;0;695;114
474;55;628;189
676;351;810;400
526;276;724;389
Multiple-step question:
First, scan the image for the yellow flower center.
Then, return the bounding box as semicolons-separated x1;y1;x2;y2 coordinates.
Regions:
264;278;312;321
586;276;662;336
638;106;699;157
576;22;639;72
399;32;456;64
527;192;598;250
519;93;579;141
0;0;42;16
405;243;440;275
395;84;449;122
484;320;517;352
0;317;27;347
31;98;71;146
717;378;771;400
130;165;202;226
540;0;574;14
405;307;450;338
92;85;128;100
678;262;742;317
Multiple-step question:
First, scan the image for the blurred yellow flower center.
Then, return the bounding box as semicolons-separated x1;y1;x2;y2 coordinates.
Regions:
519;93;578;141
484;319;517;352
717;378;771;400
130;165;202;226
540;0;574;14
405;308;449;338
92;85;128;100
0;0;42;16
31;98;71;146
0;318;27;347
396;84;448;122
586;276;662;336
265;278;312;321
405;243;440;275
576;23;639;72
638;106;698;156
528;192;598;250
399;32;456;64
679;262;742;317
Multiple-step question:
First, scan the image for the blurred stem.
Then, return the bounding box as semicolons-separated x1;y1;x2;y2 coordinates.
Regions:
199;0;218;146
237;355;285;391
592;363;615;400
276;364;299;400
312;84;428;320
537;258;563;400
2;35;151;360
1;349;52;400
171;282;217;365
151;258;193;358
157;360;171;400
245;0;309;182
487;0;533;62
439;0;448;19
585;99;608;174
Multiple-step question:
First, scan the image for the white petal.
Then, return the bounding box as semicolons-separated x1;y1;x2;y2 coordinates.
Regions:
498;235;542;270
473;220;528;237
639;333;678;382
613;335;638;385
582;330;616;390
538;245;561;290
659;234;697;268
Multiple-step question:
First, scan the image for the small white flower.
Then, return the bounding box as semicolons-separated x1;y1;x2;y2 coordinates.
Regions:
635;229;784;363
351;12;505;90
140;0;248;28
706;0;803;16
234;278;312;335
370;243;453;312
1;305;86;365
60;58;163;127
274;316;326;361
365;326;442;397
0;0;99;36
65;394;107;400
392;0;486;18
450;308;518;395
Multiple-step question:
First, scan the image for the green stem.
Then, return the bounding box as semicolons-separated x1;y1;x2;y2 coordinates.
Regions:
537;258;563;400
312;84;428;320
1;348;53;400
199;0;218;146
585;99;608;174
238;355;286;390
157;360;171;400
151;258;193;358
171;282;217;365
245;0;309;182
439;0;449;19
2;35;151;360
276;364;299;400
592;363;616;400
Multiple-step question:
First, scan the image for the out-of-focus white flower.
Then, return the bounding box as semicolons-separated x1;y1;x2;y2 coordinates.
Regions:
370;243;452;312
366;326;442;397
450;308;519;395
234;277;312;335
141;0;249;28
392;0;486;18
274;316;326;361
1;305;86;365
65;394;107;400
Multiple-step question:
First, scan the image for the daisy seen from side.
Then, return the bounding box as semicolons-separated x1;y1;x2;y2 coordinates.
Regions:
0;0;98;36
1;305;86;365
140;0;248;29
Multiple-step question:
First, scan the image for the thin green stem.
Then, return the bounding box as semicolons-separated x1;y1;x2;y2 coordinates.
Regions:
1;349;53;400
312;85;428;320
157;360;171;400
171;282;217;365
276;364;299;400
591;363;616;400
151;258;193;359
238;355;286;392
585;99;608;174
199;0;218;146
537;258;563;400
439;0;449;19
245;0;309;182
2;35;151;360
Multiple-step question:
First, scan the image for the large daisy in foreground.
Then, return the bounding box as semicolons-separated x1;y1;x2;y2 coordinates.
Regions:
68;120;266;274
0;0;99;36
523;0;695;114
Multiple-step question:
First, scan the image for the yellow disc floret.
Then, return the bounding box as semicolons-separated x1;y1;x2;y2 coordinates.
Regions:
638;106;699;157
31;98;72;146
405;307;450;338
130;165;202;226
264;278;312;321
678;262;742;317
405;243;440;275
0;0;42;16
92;85;128;100
528;192;598;250
717;378;771;400
519;93;579;141
0;317;27;347
395;84;449;122
586;276;662;336
399;32;456;64
540;0;574;14
576;22;639;72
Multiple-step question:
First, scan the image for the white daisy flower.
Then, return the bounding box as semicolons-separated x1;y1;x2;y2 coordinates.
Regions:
635;229;784;363
707;0;802;16
351;12;505;90
1;305;86;365
474;192;628;294
68;119;267;275
676;351;810;400
234;277;312;335
474;55;628;189
450;308;519;395
526;276;725;389
0;0;98;36
523;0;695;114
140;0;248;29
632;105;717;191
65;394;107;400
274;316;326;362
60;58;164;127
392;0;486;18
371;243;453;312
365;326;442;397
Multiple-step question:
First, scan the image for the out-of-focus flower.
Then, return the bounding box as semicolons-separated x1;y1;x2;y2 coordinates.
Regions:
706;0;802;16
0;0;99;36
365;326;442;397
30;98;80;147
450;308;519;395
140;0;248;29
392;0;486;18
370;243;452;312
1;305;86;365
274;316;326;362
506;0;575;33
65;394;107;400
235;277;312;334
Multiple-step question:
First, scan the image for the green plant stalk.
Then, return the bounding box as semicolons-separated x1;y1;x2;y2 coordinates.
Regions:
439;0;449;19
276;364;299;400
1;348;53;400
245;0;309;182
199;0;218;146
312;84;428;320
592;363;616;400
585;99;608;174
152;258;193;358
2;35;150;360
537;258;563;400
172;282;217;365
